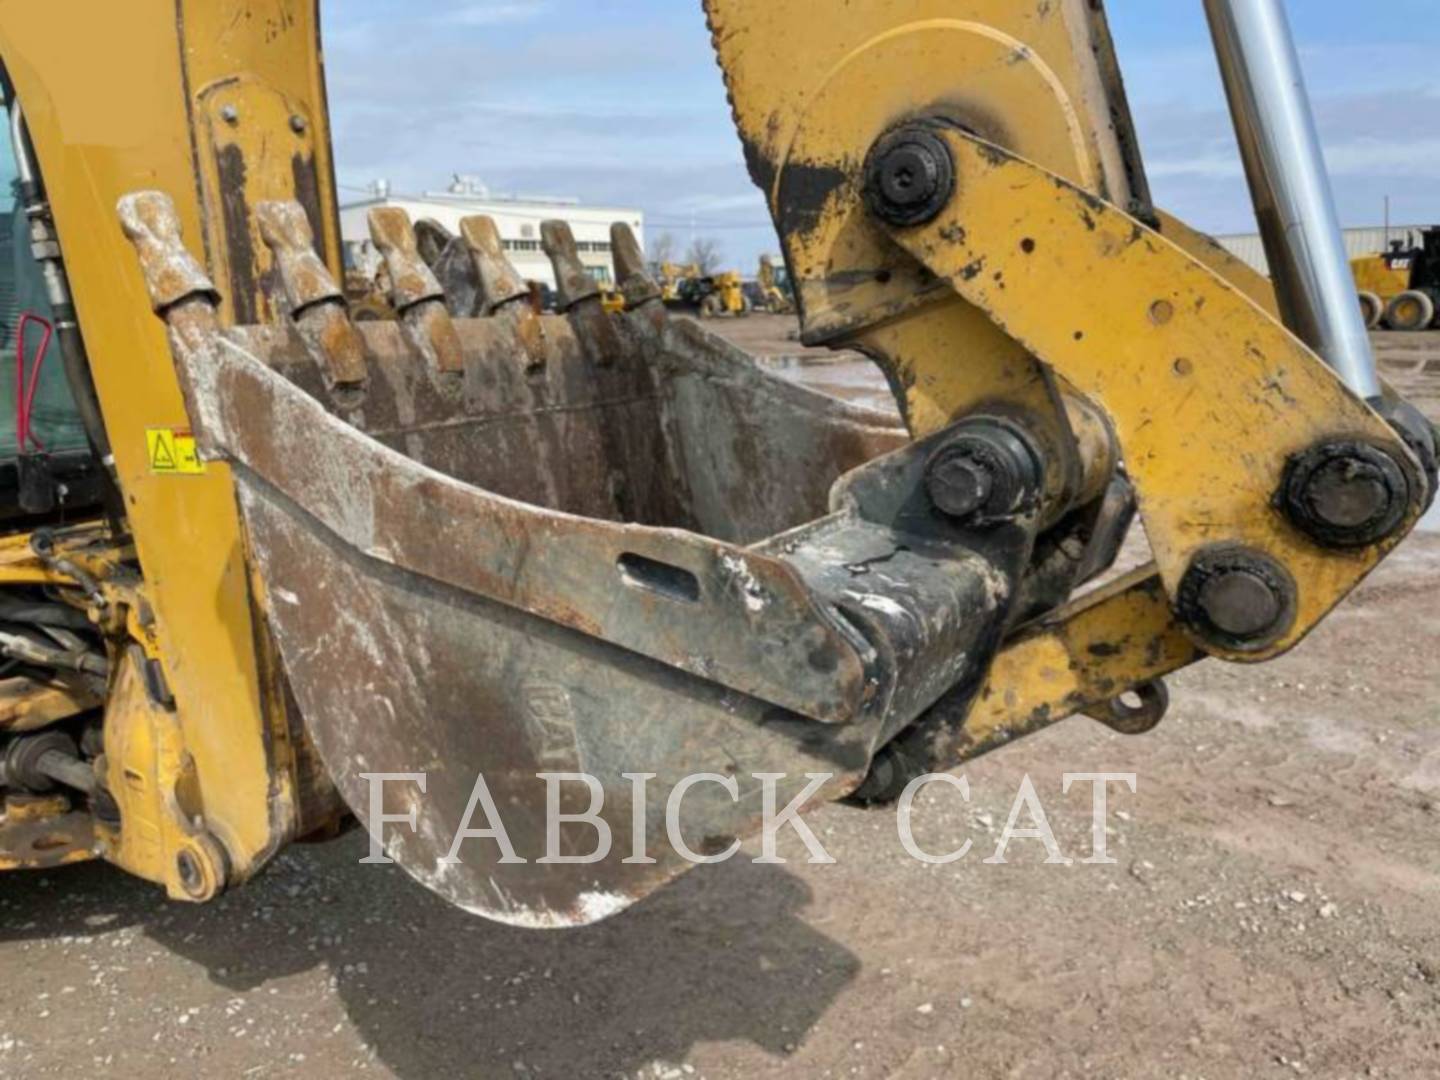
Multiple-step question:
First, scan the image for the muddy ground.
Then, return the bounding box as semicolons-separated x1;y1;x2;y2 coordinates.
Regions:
1;318;1437;1079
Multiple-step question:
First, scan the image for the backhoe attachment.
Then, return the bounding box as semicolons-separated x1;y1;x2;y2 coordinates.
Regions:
115;0;1429;927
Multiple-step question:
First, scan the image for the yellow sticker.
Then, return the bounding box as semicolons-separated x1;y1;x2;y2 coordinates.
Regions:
146;428;206;475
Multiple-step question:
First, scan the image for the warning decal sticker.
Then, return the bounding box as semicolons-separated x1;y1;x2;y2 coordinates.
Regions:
146;428;206;475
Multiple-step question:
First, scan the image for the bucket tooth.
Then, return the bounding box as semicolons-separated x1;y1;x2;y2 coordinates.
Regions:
117;191;224;455
458;215;546;369
458;216;530;312
368;207;447;309
541;219;600;310
611;222;660;303
367;207;465;375
255;201;367;407
611;222;666;334
411;218;484;318
116;191;219;316
412;217;453;271
541;219;620;366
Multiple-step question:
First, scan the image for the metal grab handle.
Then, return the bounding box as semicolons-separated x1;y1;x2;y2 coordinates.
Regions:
1204;0;1382;401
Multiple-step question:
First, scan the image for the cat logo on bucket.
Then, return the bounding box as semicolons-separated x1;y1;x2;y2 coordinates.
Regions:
146;428;206;475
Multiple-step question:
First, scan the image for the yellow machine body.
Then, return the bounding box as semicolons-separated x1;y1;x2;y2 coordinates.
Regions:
1352;252;1411;300
0;0;344;894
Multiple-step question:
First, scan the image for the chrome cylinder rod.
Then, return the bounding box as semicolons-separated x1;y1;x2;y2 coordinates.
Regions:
1204;0;1381;400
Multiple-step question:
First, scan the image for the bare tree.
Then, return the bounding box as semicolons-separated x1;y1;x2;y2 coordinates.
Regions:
649;231;677;267
685;236;723;275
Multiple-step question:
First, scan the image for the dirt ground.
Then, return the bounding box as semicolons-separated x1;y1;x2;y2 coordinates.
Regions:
1;318;1438;1079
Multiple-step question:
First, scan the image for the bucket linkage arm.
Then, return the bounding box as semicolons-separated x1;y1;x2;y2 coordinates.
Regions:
705;0;1430;789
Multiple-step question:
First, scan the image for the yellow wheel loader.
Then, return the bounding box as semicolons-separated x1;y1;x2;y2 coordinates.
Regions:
1352;249;1411;330
0;0;1433;929
1351;229;1440;332
655;262;699;306
758;254;796;315
673;268;749;317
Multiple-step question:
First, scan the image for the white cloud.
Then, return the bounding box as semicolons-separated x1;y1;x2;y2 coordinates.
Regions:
1325;137;1440;178
669;193;769;214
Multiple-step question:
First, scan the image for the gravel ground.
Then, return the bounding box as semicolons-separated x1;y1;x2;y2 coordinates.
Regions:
1;319;1437;1079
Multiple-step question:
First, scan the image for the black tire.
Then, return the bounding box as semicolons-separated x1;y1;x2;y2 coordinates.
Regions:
1385;290;1435;333
1358;291;1384;330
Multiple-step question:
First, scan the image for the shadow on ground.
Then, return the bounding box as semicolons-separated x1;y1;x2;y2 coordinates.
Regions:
0;832;857;1076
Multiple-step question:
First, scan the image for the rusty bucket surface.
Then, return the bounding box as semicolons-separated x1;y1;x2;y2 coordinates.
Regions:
118;192;1064;927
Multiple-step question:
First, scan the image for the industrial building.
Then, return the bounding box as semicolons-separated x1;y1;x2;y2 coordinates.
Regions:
339;177;644;291
1217;223;1431;275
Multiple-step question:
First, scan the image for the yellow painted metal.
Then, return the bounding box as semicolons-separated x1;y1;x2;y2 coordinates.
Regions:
0;792;95;871
657;262;698;304
706;0;1147;516
1351;253;1410;304
1154;208;1281;319
964;567;1203;754
704;0;1215;746
707;0;1146;343
0;523;236;890
882;131;1419;660
178;0;345;288
852;302;1081;513
0;532;72;587
0;0;343;886
0;678;103;735
757;256;793;314
708;0;1422;744
99;648;229;901
1157;216;1421;403
708;271;747;316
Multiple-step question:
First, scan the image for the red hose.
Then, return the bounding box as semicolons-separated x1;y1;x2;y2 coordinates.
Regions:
15;312;52;453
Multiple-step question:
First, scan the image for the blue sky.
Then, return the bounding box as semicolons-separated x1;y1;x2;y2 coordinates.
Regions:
321;1;1440;268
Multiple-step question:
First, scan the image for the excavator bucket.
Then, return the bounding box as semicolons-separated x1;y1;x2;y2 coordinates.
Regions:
120;192;1047;926
114;182;1158;926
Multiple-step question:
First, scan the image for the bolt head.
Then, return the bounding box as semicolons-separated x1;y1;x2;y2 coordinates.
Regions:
923;419;1044;524
1179;548;1296;651
289;114;308;134
219;104;240;125
1281;441;1411;549
1306;458;1389;528
878;146;940;210
1197;569;1282;639
864;126;955;228
926;452;993;519
175;849;209;900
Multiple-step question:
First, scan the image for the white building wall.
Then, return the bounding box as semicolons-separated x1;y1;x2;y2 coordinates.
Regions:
339;194;644;290
1215;224;1431;276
